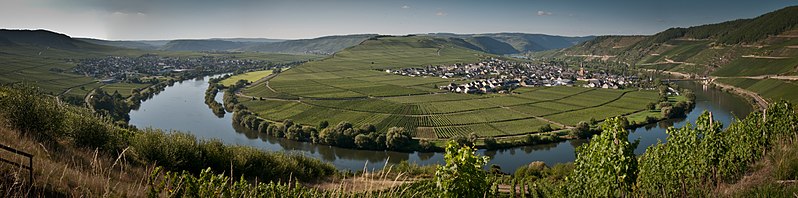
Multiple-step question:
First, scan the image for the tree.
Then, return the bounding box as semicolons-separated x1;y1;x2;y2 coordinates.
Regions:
419;139;433;151
570;121;592;138
539;124;554;132
483;137;498;150
318;120;329;129
436;140;492;198
646;102;657;110
354;134;376;149
385;127;411;150
318;127;339;145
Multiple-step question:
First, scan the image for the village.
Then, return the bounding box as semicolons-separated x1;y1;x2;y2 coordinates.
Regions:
73;54;271;82
385;58;640;94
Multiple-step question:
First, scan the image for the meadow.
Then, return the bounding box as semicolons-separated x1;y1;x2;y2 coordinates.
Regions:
240;36;661;139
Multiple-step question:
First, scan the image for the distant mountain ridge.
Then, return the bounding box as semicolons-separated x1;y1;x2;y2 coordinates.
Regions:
72;33;593;55
240;34;377;54
426;33;595;54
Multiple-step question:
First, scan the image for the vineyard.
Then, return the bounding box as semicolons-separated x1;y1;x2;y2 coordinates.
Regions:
238;36;661;139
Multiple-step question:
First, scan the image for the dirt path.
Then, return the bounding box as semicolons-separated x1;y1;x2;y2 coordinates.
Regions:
566;54;616;61
741;55;790;59
642;69;693;79
720;75;798;81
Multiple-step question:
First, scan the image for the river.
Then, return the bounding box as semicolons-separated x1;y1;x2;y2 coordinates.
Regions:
129;76;752;173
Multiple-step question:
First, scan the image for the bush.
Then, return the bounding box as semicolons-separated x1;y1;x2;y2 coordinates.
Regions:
131;129;335;182
64;108;126;151
514;161;549;180
0;85;66;142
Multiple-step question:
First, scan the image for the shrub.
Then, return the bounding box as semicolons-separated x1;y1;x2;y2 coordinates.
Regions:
0;85;65;142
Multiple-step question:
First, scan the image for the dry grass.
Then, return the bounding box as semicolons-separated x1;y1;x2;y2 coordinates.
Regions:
716;136;798;197
0;122;430;197
0;125;152;197
310;162;420;194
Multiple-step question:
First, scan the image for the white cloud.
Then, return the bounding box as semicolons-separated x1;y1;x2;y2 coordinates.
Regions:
401;5;410;9
537;10;552;16
435;11;447;16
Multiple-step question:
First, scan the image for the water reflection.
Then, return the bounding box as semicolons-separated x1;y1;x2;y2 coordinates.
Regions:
130;77;752;173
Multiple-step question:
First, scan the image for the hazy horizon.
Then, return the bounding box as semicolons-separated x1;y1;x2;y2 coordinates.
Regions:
2;0;797;40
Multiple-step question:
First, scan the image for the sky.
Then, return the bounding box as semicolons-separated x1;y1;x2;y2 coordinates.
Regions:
1;0;796;40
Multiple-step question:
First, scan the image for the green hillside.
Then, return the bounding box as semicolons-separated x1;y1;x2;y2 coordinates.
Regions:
238;36;660;140
541;6;798;77
534;6;798;109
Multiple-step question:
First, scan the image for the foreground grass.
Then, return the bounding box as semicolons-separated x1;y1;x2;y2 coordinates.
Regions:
0;124;151;197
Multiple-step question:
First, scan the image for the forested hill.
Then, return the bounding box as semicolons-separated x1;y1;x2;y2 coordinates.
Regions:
537;6;798;77
0;29;117;51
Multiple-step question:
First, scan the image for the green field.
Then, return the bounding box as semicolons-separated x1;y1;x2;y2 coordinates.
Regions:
221;70;273;86
240;36;661;139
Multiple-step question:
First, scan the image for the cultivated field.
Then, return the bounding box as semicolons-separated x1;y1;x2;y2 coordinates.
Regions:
240;36;660;139
221;70;273;86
